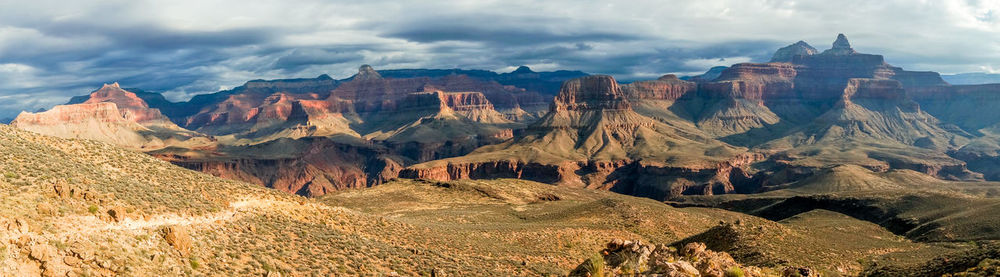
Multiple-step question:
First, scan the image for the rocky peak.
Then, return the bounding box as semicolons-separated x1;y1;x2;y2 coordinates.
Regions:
86;82;150;109
512;66;535;74
821;33;858;55
354;64;383;81
552;75;630;111
833;34;851;49
770;40;818;62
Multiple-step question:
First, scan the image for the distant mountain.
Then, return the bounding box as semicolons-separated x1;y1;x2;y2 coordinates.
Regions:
401;34;991;200
13;83;212;150
942;72;1000;85
681;66;728;82
375;65;588;95
28;65;583;196
769;40;818;62
14;34;1000;203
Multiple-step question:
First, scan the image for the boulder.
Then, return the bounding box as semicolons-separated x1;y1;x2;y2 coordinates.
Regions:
162;225;193;257
107;206;129;222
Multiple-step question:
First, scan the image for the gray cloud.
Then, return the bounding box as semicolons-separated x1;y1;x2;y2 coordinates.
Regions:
378;14;642;45
0;0;997;119
273;48;367;71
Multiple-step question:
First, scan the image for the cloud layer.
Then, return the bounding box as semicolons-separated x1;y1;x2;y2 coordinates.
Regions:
0;0;997;119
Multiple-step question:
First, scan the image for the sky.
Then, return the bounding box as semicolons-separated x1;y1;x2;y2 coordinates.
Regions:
0;0;998;119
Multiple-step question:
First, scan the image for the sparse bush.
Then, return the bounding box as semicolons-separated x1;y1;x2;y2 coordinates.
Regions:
725;266;745;277
189;257;200;269
572;253;605;277
88;204;99;214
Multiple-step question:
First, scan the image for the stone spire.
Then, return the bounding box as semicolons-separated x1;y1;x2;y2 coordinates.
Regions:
832;34;851;49
821;33;858;55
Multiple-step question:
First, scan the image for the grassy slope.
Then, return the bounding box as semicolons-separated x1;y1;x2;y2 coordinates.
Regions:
323;178;755;274
0;125;746;276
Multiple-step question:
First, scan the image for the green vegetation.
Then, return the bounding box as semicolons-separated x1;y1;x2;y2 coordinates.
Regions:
189;257;200;269
580;253;605;277
725;266;745;277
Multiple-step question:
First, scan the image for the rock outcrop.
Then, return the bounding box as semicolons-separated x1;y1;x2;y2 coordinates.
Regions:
570;239;769;277
770;41;818;63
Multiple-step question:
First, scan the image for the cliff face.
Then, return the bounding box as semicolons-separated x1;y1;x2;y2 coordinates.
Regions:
693;34;952;140
909;84;1000;181
551;75;631;111
438;91;512;124
400;75;758;199
908;84;1000;132
182;74;340;136
170;74;339;122
159;138;404;197
326;66;545;122
622;75;697;101
693;63;795;138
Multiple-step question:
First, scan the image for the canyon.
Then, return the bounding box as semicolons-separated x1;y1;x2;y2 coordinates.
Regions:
11;34;1000;200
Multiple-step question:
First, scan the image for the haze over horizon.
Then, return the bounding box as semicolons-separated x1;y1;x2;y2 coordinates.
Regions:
0;0;997;119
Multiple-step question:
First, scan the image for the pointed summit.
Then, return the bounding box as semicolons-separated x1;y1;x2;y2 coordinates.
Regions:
512;65;535;74
89;82;149;109
770;40;818;62
354;64;382;81
821;33;858;55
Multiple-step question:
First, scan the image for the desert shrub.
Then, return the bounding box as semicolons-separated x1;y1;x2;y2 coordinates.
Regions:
725;266;745;277
576;253;605;277
189;257;200;269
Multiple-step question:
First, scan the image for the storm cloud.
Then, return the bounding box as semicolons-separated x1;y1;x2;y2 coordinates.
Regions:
0;0;997;119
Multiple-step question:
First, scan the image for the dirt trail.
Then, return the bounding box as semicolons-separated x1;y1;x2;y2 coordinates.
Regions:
50;198;298;236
